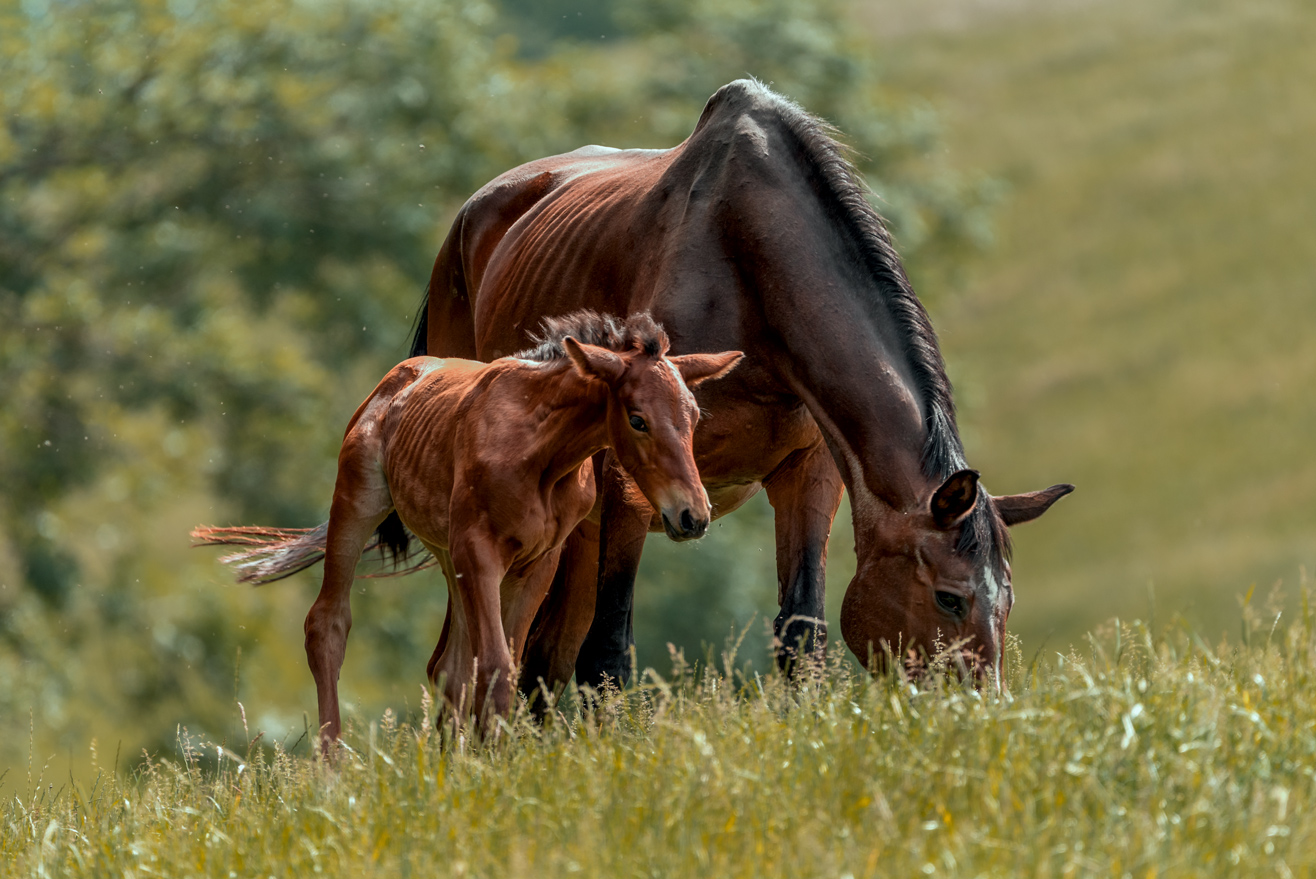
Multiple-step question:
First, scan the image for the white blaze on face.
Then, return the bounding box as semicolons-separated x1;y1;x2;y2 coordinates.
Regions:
977;561;1001;608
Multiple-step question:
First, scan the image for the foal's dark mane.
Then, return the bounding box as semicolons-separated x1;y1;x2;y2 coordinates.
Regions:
717;80;1011;569
515;310;669;362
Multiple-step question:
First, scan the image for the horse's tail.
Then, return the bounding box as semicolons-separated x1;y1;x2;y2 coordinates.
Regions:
407;281;430;358
193;520;438;585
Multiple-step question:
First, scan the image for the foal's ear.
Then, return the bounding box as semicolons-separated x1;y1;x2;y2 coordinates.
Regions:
563;337;627;386
930;469;980;530
668;351;744;388
994;483;1075;527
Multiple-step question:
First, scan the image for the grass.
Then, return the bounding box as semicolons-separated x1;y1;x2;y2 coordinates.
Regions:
5;602;1316;877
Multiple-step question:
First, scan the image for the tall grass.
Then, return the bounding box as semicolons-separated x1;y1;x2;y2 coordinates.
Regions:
5;600;1314;876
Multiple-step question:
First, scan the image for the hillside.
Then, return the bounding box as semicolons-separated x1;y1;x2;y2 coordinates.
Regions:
828;0;1316;648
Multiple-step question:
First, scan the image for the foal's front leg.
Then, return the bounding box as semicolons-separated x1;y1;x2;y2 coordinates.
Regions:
445;532;517;728
304;447;390;753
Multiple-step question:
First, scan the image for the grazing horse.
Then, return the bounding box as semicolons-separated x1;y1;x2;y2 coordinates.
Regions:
409;79;1072;691
195;311;741;744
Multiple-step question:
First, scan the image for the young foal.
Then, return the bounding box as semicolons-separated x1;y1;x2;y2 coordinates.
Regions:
196;312;741;745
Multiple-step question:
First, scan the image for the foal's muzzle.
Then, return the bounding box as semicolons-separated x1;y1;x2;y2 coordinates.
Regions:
662;508;709;541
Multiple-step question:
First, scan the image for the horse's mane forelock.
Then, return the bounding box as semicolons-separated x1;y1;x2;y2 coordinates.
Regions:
515;310;669;362
729;80;1011;570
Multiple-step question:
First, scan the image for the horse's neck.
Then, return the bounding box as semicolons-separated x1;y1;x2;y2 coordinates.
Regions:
736;202;937;514
502;363;611;485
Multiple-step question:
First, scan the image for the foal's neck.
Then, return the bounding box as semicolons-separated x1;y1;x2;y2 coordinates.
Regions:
509;361;613;484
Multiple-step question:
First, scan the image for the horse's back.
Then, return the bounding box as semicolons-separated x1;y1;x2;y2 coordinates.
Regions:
425;143;684;358
425;79;828;362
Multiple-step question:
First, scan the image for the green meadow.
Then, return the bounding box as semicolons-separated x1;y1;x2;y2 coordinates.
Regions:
6;616;1316;876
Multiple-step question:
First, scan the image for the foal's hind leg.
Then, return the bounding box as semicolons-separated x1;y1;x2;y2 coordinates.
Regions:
304;438;391;753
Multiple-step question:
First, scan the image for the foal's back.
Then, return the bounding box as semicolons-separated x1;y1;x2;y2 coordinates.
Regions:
342;355;490;546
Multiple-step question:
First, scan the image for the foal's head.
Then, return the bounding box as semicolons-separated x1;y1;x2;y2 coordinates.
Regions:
528;311;741;541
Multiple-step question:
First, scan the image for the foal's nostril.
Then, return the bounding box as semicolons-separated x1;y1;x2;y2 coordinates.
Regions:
679;508;697;535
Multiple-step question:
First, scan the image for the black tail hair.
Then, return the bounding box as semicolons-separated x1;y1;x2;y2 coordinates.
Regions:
407;282;430;358
375;510;412;565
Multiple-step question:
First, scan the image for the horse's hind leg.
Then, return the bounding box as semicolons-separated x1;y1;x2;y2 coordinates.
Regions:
521;521;600;712
575;454;653;690
304;436;391;753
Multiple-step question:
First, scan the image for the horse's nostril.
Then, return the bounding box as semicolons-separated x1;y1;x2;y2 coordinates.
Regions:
679;508;697;534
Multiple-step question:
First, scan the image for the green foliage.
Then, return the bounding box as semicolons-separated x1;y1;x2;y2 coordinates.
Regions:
5;615;1316;876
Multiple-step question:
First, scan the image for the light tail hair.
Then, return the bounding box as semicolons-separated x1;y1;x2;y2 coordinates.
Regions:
192;523;437;584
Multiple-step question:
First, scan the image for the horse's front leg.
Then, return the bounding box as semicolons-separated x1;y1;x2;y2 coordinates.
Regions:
764;441;845;672
575;452;652;690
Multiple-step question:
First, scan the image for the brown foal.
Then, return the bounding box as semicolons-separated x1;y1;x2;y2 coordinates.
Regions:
195;312;740;747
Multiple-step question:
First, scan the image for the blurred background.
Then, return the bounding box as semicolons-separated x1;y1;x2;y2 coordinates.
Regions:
2;0;1312;781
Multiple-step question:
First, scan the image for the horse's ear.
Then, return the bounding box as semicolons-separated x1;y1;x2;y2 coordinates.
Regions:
669;351;744;388
994;484;1074;527
563;337;626;386
930;469;980;530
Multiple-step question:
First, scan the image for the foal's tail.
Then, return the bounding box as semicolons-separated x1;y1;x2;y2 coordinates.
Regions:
191;523;331;585
191;522;436;585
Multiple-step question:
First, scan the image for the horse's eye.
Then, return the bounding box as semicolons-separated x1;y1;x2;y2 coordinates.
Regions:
629;414;648;432
935;591;967;619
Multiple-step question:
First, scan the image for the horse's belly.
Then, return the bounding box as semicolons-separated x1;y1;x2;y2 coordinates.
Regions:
694;388;821;486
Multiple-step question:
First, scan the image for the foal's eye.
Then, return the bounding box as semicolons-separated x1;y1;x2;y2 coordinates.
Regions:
935;591;967;618
629;414;648;432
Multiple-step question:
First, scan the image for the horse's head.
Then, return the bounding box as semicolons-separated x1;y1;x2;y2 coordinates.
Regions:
840;471;1072;687
562;336;742;541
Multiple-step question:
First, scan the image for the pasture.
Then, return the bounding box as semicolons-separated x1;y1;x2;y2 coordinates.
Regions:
5;612;1314;876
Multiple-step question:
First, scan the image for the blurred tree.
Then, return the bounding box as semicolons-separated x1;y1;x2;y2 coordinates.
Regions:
0;0;526;603
0;0;533;769
497;0;622;57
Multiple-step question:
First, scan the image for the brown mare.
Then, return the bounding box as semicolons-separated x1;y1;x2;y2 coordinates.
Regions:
407;79;1073;691
195;312;741;744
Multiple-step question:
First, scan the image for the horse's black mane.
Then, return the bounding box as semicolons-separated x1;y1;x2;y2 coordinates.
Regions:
719;80;1011;570
515;310;669;362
